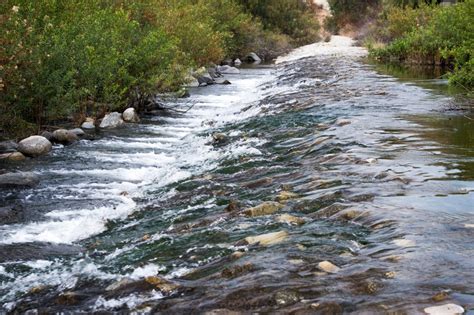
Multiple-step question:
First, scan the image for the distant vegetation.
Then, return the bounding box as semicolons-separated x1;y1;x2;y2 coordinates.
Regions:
327;0;473;90
0;0;320;139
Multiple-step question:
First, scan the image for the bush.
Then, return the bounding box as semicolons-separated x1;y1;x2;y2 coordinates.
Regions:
368;0;474;88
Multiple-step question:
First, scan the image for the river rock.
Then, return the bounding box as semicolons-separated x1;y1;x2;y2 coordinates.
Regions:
0;152;26;161
336;119;351;126
234;58;242;66
40;131;54;142
197;74;215;86
208;67;221;79
212;133;228;145
105;277;135;291
243;231;288;246
277;214;305;225
100;112;124;129
318;261;340;273
0;204;24;224
243;201;284;217
52;129;79;145
424;304;464;315
0;172;40;188
217;65;240;74
246;52;262;63
69;128;85;137
81;118;95;129
276;191;299;202
0;140;18;153
122;108;140;123
18;136;52;157
145;276;179;294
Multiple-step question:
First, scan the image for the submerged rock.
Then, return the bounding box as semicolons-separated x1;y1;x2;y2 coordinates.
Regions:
100;112;124;129
221;263;254;279
276;191;299;202
0;140;18;153
0;152;26;161
123;108;140;123
242;230;288;246
318;261;340;274
277;214;305;225
145;276;179;294
424;304;464;315
336;119;351;126
0;172;40;188
52;129;79;145
243;201;283;217
212;132;228;145
18;136;52;157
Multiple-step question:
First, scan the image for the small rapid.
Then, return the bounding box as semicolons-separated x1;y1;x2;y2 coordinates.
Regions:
1;36;473;313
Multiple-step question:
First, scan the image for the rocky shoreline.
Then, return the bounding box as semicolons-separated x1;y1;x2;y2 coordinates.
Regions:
0;60;251;189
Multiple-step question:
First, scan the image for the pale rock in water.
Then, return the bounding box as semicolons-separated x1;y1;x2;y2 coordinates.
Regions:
243;201;284;217
318;261;340;273
276;191;299;202
243;231;288;246
69;128;85;137
122;108;140;123
81;118;95;129
336;119;351;126
18;136;52;157
424;304;464;315
100;112;124;129
217;65;240;74
234;58;242;66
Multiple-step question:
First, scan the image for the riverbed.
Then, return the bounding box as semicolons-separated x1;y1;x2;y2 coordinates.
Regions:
1;36;473;313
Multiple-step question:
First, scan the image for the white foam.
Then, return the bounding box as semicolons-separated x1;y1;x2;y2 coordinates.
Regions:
276;36;367;64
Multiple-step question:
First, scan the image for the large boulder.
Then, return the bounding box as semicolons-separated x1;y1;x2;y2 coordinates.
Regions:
40;131;54;142
99;112;124;129
197;74;215;86
0;140;18;153
18;136;52;157
81;118;95;129
0;172;40;188
245;52;262;63
217;65;240;75
52;129;79;145
122;108;140;123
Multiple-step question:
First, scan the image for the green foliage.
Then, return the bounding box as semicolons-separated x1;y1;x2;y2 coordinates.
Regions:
328;0;381;27
0;0;321;138
236;0;320;45
369;0;474;89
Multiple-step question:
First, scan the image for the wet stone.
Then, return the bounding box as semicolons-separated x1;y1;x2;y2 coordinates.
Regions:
432;291;450;302
424;304;464;315
242;231;288;246
242;202;284;217
276;191;299;202
318;261;340;274
221;263;254;279
277;214;306;225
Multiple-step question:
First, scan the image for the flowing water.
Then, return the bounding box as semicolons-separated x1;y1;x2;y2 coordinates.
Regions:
1;36;473;314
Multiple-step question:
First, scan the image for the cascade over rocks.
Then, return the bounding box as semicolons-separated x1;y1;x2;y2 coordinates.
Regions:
18;136;52;157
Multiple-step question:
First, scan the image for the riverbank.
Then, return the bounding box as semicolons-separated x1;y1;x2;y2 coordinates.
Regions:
1;36;473;313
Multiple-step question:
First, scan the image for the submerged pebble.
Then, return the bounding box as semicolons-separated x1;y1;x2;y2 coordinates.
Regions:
424;304;464;315
242;201;283;217
318;261;340;274
243;231;288;246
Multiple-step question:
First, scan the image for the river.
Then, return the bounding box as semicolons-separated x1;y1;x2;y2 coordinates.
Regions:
1;36;473;313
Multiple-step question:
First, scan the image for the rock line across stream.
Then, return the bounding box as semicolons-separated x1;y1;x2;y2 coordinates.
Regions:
1;36;473;313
